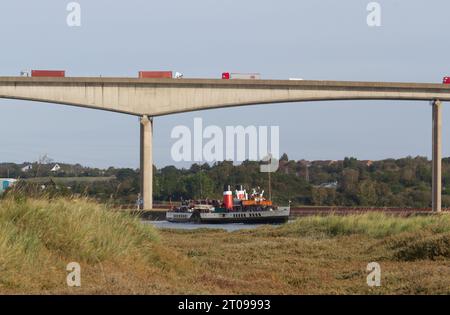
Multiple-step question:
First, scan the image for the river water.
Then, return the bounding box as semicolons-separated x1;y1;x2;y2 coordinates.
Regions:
144;220;270;232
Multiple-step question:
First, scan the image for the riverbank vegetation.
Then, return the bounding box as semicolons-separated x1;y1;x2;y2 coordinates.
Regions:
0;197;193;294
0;197;448;294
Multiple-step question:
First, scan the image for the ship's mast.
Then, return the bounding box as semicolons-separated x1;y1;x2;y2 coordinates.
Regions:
268;168;272;201
268;153;273;201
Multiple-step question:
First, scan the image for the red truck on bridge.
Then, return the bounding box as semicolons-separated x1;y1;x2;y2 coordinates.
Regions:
139;71;173;79
31;70;65;77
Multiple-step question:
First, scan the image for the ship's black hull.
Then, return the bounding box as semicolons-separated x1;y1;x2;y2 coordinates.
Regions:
167;208;291;224
198;216;289;224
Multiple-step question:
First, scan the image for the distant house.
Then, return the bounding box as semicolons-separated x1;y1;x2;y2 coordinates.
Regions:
318;181;338;189
313;160;336;168
51;164;61;172
0;178;17;194
21;164;33;172
362;160;374;167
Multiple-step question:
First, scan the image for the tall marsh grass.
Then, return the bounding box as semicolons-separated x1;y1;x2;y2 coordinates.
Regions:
257;213;450;238
0;197;160;290
0;197;159;261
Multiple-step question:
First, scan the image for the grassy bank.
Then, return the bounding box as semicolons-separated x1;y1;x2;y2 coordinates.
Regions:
251;214;450;262
0;197;449;294
161;213;450;294
251;212;450;238
0;197;195;294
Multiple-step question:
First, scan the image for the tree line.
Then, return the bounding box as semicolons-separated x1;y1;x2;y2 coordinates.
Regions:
2;155;450;208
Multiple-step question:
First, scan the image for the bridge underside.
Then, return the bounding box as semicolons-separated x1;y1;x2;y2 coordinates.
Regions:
1;77;450;116
1;77;448;211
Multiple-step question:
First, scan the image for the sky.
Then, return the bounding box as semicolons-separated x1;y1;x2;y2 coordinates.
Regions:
0;0;449;169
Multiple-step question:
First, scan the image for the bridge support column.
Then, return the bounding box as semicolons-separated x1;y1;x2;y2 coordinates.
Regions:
432;100;442;213
140;115;153;210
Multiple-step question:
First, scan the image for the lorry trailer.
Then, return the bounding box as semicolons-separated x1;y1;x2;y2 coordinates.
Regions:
31;70;65;77
139;71;173;79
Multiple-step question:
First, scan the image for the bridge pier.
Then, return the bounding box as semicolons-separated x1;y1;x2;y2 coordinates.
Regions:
432;100;442;213
140;115;153;210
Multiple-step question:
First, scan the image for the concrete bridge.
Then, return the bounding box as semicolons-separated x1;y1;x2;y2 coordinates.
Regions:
1;77;449;211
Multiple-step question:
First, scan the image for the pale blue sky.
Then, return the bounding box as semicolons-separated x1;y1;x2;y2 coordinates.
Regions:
0;0;449;168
